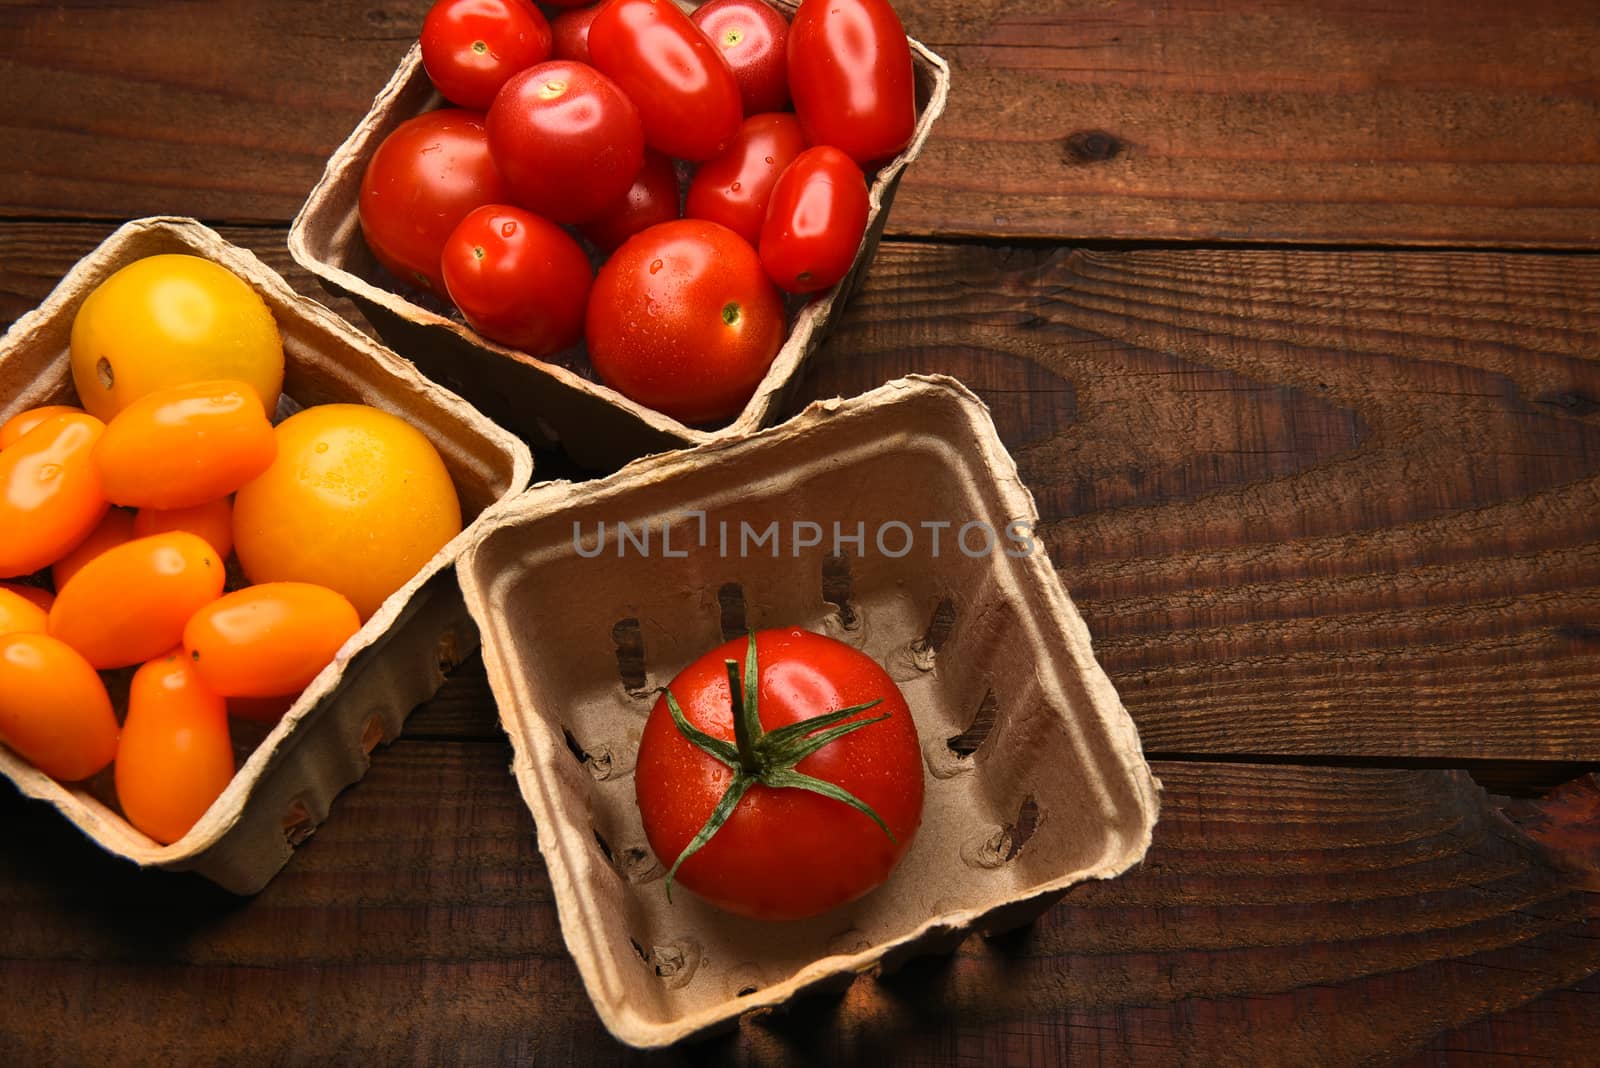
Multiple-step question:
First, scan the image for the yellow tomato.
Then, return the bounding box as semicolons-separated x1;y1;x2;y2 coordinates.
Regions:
51;507;136;593
69;255;285;422
134;497;234;560
0;405;83;450
0;413;109;579
0;632;119;782
0;587;48;637
233;404;462;620
116;650;234;845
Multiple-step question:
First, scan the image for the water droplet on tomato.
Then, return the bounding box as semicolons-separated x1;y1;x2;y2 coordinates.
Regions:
314;442;329;454
730;181;741;192
764;156;774;165
36;464;60;482
501;221;518;238
649;259;663;275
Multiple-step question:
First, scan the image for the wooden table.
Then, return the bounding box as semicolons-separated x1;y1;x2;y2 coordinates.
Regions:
3;1;1598;1063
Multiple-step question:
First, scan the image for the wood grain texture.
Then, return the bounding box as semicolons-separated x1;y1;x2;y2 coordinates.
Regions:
4;1;1600;246
1;745;1596;1066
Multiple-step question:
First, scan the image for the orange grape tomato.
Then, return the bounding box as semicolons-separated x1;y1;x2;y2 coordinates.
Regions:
51;506;136;592
133;497;234;560
233;404;463;620
184;582;361;698
0;631;119;781
0;412;109;579
0;404;83;450
0;582;53;612
115;650;234;845
0;587;49;637
49;531;225;669
93;379;276;510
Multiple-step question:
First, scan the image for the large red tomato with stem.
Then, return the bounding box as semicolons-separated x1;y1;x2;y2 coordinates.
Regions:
635;628;924;921
692;0;790;116
759;144;869;294
421;0;553;109
442;204;593;354
685;111;807;248
787;0;916;167
486;59;645;223
358;109;510;296
588;0;743;162
585;219;785;425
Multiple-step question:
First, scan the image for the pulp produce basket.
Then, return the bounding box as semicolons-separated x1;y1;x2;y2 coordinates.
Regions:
457;374;1160;1046
0;217;534;894
288;4;951;470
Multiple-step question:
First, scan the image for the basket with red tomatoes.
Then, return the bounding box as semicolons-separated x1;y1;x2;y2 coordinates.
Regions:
0;218;531;893
290;0;949;469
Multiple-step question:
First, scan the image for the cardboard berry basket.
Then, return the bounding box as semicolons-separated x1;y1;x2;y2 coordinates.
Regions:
287;7;951;470
0;217;533;894
456;375;1161;1047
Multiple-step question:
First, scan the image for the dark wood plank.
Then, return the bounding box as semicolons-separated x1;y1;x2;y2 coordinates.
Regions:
1;754;1596;1064
4;1;1600;246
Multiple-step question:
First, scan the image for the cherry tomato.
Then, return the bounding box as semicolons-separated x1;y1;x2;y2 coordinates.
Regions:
485;60;645;224
93;379;276;510
70;255;284;423
759;145;869;294
421;0;553;110
184;583;361;699
692;0;790;115
358;109;511;296
0;632;118;782
51;507;135;593
441;204;593;355
585;219;786;425
233;405;462;621
0;587;48;637
787;0;916;167
115;650;234;845
0;405;82;450
0;413;108;580
634;628;924;920
49;532;225;670
589;0;743;162
549;3;600;63
577;149;681;253
685;112;806;247
133;497;234;560
0;583;53;612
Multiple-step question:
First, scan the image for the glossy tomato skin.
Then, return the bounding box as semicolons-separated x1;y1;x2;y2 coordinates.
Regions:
589;0;743;162
359;109;510;296
692;0;790;115
549;3;600;63
442;205;593;355
0;583;53;612
788;0;915;167
133;497;233;560
49;531;225;670
585;219;786;425
0;405;82;450
184;582;360;698
635;627;924;920
685;112;806;248
577;149;681;253
0;632;118;781
0;413;109;580
759;145;869;294
0;587;48;638
116;651;234;845
93;379;276;510
486;60;645;224
421;0;553;110
51;507;135;593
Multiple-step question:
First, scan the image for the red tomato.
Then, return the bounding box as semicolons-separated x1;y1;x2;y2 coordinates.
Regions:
116;651;234;845
0;405;82;450
692;0;790;115
634;628;924;920
421;0;553;110
759;145;869;294
486;60;645;224
577;149;681;253
93;379;276;510
588;0;743;162
0;632;119;782
585;219;785;425
184;583;361;699
549;3;600;63
51;507;135;593
133;497;234;560
358;109;510;296
0;413;108;580
442;204;593;355
787;0;916;167
685;112;806;247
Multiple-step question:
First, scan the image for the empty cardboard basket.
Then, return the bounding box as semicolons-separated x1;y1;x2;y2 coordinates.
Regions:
0;217;533;894
288;8;951;470
458;374;1161;1047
